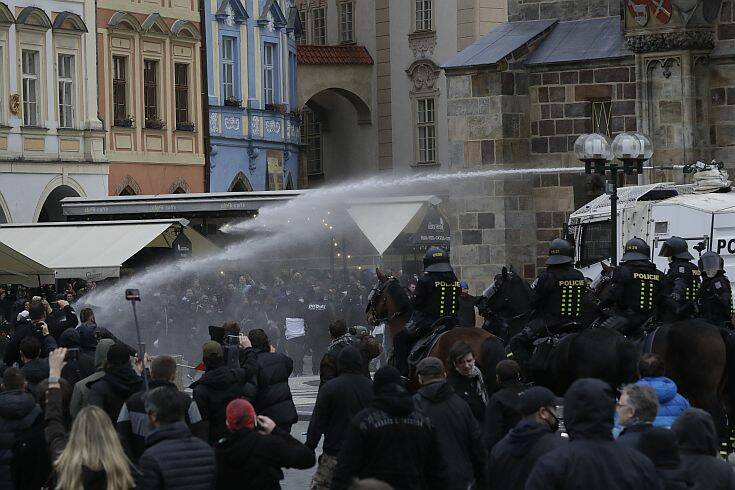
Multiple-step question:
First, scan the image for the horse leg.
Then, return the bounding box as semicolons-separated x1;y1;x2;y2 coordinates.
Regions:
479;336;506;394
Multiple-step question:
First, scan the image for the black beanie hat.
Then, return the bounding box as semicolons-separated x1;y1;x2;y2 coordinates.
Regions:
373;365;403;394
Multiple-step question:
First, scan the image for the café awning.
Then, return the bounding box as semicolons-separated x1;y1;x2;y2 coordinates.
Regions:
0;219;217;282
0;241;54;286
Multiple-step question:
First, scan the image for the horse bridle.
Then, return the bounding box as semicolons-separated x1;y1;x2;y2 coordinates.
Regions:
366;277;407;324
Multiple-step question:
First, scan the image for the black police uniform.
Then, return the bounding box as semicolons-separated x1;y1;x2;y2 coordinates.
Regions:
698;271;733;327
603;260;665;335
509;264;586;366
664;259;701;319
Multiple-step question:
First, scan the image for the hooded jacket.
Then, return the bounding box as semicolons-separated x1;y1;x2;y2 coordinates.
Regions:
488;419;566;490
306;346;372;456
637;377;690;427
330;385;447;490
671;408;735;490
69;339;114;419
0;390;42;488
243;349;297;430
215;426;315;490
526;378;660;490
20;358;48;394
87;366;144;422
58;329;95;386
190;363;250;444
413;380;487;490
137;422;216;490
483;380;524;452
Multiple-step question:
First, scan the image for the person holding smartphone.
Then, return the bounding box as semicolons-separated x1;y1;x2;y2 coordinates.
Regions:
3;301;56;367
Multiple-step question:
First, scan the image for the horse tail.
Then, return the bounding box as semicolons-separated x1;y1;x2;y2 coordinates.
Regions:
480;335;506;394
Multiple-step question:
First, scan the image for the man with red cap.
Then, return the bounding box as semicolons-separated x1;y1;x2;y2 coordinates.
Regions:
214;398;315;489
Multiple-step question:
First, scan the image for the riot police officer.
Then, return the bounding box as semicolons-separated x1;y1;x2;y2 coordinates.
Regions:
659;236;701;319
509;238;586;367
697;251;733;328
393;247;460;376
599;237;665;335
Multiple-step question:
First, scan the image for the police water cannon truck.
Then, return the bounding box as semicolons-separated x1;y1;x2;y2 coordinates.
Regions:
567;162;735;281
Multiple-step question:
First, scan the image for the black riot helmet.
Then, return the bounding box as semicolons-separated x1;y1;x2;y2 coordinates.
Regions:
621;237;651;263
699;251;724;279
659;236;694;260
423;246;453;273
546;238;574;266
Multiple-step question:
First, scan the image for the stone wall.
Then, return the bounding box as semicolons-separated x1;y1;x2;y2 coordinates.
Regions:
508;0;619;22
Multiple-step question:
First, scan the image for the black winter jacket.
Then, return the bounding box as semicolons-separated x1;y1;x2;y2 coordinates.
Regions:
413;381;486;490
138;422;216;490
3;320;56;367
447;371;486;424
88;366;144;422
47;305;78;341
117;380;207;462
483;380;523;452
0;390;43;489
488;419;566;490
331;386;447;490
671;408;735;490
58;329;95;386
20;358;48;394
246;349;297;429
306;346;372;456
616;422;654;451
525;378;660;490
190;363;250;444
215;427;315;490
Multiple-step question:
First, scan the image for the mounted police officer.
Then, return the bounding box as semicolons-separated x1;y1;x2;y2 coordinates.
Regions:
697;251;733;328
599;237;665;336
659;236;701;320
509;238;586;368
392;247;460;376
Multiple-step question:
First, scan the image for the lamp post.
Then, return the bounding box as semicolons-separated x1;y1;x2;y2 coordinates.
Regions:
574;132;653;266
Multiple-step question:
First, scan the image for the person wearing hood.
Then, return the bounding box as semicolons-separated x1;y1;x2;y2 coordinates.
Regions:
76;308;137;359
58;328;95;387
483;359;524;453
330;366;447;490
190;341;251;444
307;345;373;489
636;353;690;428
138;386;216;490
0;367;43;488
639;428;693;490
615;383;659;450
215;399;315;490
69;339;114;419
87;344;145;422
412;357;486;490
525;378;660;490
19;336;48;395
671;408;735;490
244;329;298;433
487;386;565;490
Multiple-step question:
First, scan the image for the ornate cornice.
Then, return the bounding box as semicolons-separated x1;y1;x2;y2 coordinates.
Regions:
625;30;715;53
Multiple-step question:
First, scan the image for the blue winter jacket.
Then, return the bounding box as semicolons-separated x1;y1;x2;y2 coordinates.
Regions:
636;377;690;428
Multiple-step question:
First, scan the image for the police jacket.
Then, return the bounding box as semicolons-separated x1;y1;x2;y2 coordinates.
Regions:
531;265;586;326
605;260;665;316
697;271;733;327
665;259;701;318
412;272;460;320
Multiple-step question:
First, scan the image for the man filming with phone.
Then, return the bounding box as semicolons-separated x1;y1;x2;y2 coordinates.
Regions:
4;301;57;367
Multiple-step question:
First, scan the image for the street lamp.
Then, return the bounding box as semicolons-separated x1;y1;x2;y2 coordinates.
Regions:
574;132;653;266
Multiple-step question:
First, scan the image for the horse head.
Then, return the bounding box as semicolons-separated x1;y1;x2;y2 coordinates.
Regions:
366;269;411;326
477;267;532;318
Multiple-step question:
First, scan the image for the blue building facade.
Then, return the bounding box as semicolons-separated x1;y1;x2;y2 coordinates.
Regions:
205;0;301;191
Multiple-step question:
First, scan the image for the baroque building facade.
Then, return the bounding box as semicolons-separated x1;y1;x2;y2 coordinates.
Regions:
0;0;107;222
96;0;205;196
205;0;301;192
295;0;507;187
442;0;734;291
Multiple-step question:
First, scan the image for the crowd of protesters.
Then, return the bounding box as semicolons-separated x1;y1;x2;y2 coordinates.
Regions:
0;277;730;489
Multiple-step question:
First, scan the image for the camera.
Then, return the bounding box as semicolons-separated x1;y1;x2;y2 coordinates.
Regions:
125;289;141;301
224;334;241;346
64;348;80;361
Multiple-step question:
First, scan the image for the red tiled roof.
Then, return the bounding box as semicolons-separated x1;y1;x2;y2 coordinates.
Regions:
297;45;374;65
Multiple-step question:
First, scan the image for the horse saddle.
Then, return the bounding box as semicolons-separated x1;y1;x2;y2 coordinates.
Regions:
408;328;445;368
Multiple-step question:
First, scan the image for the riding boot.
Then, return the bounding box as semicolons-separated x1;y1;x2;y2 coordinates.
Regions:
392;329;413;377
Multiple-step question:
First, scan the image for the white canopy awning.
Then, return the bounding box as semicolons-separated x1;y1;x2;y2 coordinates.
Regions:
0;241;54;287
346;196;440;255
0;219;218;282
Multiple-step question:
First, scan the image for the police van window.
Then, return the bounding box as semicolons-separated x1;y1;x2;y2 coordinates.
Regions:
654;222;668;235
580;222;611;267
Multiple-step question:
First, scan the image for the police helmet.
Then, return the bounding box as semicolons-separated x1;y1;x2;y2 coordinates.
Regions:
546;239;574;266
423;247;453;273
621;237;651;262
659;236;694;260
698;251;724;279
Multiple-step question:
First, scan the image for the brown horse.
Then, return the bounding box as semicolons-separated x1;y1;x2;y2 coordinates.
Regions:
366;269;506;392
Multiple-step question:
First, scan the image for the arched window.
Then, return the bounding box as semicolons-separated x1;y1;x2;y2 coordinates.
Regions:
119;185;136;196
